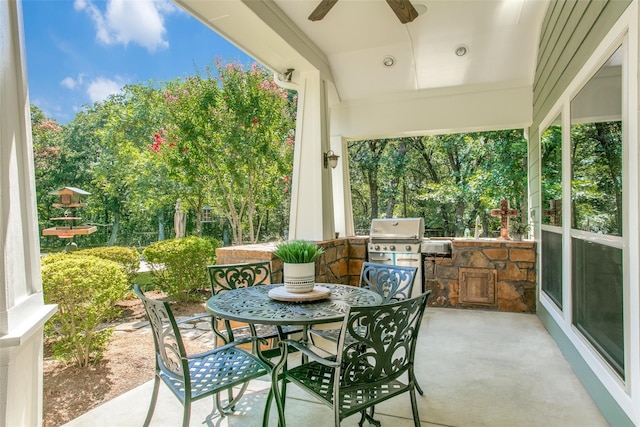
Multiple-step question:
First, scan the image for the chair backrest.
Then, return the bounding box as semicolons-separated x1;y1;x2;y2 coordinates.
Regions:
207;262;271;295
359;262;418;303
336;291;430;388
133;284;187;381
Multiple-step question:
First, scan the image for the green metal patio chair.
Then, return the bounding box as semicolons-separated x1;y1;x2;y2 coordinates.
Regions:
134;284;270;427
308;262;418;348
207;262;303;351
267;292;430;427
359;262;418;301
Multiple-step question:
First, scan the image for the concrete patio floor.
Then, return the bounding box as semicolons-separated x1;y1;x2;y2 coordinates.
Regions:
63;307;609;427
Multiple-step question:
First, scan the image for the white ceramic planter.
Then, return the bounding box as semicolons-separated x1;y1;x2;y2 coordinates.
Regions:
283;262;315;293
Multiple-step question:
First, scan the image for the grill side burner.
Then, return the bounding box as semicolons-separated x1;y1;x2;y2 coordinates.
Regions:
421;240;452;257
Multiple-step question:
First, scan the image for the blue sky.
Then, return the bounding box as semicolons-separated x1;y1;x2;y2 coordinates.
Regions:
23;0;252;124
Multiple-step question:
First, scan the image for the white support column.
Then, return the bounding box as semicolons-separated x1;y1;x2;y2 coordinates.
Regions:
330;135;355;237
0;2;57;426
288;70;336;241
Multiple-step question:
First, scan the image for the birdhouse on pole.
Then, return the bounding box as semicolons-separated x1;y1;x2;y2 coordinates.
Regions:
51;186;90;208
42;187;97;240
201;206;214;223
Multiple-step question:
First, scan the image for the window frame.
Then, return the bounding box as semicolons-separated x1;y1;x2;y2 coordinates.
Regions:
537;22;636;401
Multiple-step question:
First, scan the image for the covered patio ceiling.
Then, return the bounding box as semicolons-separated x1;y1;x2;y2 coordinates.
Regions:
175;0;549;138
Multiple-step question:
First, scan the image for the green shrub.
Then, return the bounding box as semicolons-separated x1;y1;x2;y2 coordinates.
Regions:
75;246;140;284
41;254;129;367
142;236;217;301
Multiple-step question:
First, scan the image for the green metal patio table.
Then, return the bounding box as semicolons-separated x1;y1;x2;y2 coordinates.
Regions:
206;283;383;426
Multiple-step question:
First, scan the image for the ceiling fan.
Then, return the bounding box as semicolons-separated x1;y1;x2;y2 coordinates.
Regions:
308;0;419;24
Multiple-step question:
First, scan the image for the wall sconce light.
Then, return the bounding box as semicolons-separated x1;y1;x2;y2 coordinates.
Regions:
324;150;339;169
284;68;294;82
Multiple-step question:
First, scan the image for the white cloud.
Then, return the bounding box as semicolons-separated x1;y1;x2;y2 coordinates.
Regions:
60;74;84;90
75;0;174;52
87;77;123;103
74;0;111;45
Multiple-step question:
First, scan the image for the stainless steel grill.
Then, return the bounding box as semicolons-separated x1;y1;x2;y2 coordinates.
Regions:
368;218;425;297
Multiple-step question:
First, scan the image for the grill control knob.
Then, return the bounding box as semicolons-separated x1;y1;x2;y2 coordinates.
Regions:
405;245;412;251
374;245;380;251
390;245;396;251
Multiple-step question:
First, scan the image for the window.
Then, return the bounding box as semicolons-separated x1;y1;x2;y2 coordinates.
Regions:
570;49;623;236
541;114;563;308
572;238;624;377
570;46;624;378
541;230;562;308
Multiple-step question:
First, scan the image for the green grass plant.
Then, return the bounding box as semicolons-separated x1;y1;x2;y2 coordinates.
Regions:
273;240;324;263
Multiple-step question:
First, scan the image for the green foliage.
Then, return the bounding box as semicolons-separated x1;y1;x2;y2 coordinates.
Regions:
349;130;528;237
32;62;294;247
41;254;129;367
158;61;295;244
134;271;154;289
142;236;218;301
508;217;531;235
31;105;64;234
273;240;324;263
75;246;140;284
571;121;622;235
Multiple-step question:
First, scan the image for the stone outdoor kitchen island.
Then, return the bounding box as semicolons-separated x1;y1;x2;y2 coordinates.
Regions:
216;237;537;314
424;239;537;313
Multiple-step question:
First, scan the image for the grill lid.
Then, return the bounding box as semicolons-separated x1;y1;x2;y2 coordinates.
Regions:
369;218;425;241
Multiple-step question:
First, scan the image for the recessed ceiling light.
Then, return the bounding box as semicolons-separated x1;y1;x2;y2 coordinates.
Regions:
455;45;468;57
383;56;396;68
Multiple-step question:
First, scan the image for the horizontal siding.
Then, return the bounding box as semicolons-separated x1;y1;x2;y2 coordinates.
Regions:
532;0;630;135
534;0;581;91
536;0;563;68
534;1;604;115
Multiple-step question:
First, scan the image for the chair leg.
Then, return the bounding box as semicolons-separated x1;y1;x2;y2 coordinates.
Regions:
271;349;288;427
262;388;273;427
182;402;191;427
369;406;379;426
357;407;381;427
410;387;421;427
411;367;424;396
143;376;160;427
275;378;287;427
357;411;366;427
215;382;250;415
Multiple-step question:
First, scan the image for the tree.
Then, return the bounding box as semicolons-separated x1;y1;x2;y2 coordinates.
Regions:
349;139;389;221
349;130;528;237
31;105;64;232
571;121;622;235
158;61;295;244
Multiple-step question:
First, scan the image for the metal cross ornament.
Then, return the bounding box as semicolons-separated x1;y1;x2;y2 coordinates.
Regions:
491;199;519;239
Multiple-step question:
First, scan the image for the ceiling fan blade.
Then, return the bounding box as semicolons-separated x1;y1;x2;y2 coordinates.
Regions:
308;0;339;21
386;0;418;24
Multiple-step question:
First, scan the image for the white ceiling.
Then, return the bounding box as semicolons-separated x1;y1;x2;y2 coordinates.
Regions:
175;0;550;137
272;0;548;102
